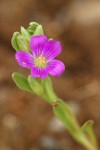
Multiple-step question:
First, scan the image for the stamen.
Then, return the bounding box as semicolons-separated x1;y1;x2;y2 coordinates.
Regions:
35;55;47;68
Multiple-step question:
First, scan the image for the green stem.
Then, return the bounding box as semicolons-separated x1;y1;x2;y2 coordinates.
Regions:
52;98;99;150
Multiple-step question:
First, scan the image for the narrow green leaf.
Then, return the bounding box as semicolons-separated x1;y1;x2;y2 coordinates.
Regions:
41;77;57;102
34;25;44;35
53;99;79;135
11;32;20;51
81;120;99;148
16;35;29;51
12;72;32;93
82;120;94;130
28;75;44;95
21;26;30;37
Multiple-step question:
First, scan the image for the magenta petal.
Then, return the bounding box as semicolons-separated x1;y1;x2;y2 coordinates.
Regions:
15;51;33;68
48;60;65;76
31;66;48;78
42;40;62;61
30;35;48;56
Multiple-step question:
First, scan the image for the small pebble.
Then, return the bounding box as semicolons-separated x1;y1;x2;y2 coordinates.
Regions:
39;136;61;150
49;117;65;133
68;102;80;115
3;114;20;130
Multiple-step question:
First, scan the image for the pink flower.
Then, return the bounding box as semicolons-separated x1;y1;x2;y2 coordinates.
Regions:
15;35;65;78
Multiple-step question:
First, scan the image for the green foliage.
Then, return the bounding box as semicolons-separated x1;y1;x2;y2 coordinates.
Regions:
12;72;32;93
53;99;79;135
11;32;20;51
34;25;44;35
41;77;57;101
82;120;99;149
21;26;30;37
16;35;30;51
28;75;44;95
27;22;39;35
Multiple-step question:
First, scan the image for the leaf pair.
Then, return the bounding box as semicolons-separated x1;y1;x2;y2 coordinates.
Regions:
12;72;58;105
12;72;44;95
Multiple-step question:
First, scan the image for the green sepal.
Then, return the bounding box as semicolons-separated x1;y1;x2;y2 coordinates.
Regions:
11;32;20;51
12;72;33;93
27;22;39;35
28;75;44;95
34;25;44;35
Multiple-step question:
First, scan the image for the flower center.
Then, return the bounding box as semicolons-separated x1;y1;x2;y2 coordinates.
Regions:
35;55;47;68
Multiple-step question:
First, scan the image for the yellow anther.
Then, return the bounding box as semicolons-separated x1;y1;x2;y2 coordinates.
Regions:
35;55;47;68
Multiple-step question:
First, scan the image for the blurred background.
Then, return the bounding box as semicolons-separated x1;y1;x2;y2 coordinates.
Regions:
0;0;100;149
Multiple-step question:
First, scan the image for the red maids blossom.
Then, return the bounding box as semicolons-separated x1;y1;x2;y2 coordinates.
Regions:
15;35;65;78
